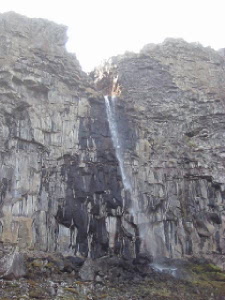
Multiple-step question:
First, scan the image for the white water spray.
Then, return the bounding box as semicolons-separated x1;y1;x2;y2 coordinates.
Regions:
104;95;132;192
150;263;178;277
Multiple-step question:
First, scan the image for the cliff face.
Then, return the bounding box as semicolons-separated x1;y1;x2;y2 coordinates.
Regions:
94;39;225;264
0;12;124;259
0;12;225;269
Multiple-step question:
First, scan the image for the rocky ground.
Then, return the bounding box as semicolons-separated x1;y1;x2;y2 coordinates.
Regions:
1;253;225;299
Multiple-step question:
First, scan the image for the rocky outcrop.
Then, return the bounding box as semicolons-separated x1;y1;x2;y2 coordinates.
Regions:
0;11;225;274
93;39;225;265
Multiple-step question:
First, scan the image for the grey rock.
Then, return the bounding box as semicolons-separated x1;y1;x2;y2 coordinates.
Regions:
79;258;96;281
0;250;26;279
63;256;84;272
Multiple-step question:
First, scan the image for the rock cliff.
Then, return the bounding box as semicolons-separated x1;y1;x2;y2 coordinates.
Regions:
93;39;225;266
0;11;123;260
0;12;225;274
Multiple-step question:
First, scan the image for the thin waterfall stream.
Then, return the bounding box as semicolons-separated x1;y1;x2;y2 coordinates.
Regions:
104;95;140;249
104;95;132;193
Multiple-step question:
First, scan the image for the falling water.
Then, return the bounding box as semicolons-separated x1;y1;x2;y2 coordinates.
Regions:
105;95;142;257
104;95;132;192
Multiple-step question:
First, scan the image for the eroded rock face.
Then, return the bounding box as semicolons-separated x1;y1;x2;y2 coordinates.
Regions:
93;39;225;264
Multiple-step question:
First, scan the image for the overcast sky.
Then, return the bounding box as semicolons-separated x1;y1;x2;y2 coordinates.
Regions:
1;0;225;71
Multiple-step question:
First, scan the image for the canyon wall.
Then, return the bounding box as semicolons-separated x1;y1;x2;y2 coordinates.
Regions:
0;12;225;266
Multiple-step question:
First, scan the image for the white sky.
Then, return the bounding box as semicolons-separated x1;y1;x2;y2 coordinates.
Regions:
1;0;225;71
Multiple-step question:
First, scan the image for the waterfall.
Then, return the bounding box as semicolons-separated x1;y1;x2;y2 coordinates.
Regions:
104;95;141;256
104;95;132;192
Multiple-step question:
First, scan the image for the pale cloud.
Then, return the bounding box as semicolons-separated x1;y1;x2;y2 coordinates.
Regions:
1;0;225;71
